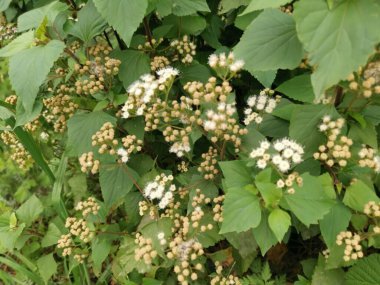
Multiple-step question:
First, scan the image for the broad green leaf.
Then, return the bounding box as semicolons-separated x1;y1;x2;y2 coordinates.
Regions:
9;40;65;112
241;0;291;15
345;254;380;285
93;0;148;46
224;230;258;259
0;106;13;120
112;50;150;90
276;74;315;103
92;237;112;274
42;223;62;247
179;63;212;84
201;14;223;48
99;164;139;209
268;208;291;242
320;202;351;248
252;210;278;254
234;9;303;73
172;0;210;16
235;11;260;30
162;15;207;36
283;173;335;227
343;180;380;212
362;106;380;126
252;70;277;88
0;0;11;12
68;0;106;44
219;160;253;190
143;278;163;285
311;256;345;285
294;0;380;98
0;31;34;57
289;104;339;157
17;1;68;31
67;111;116;156
140;218;172;256
219;0;250;13
220;186;261;234
16;195;43;226
37;254;57;284
348;120;378;149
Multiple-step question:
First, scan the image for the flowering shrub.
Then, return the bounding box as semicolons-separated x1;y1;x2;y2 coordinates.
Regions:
0;0;380;284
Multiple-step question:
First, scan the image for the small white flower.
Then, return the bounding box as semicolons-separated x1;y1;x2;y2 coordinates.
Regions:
278;160;290;172
257;159;267;169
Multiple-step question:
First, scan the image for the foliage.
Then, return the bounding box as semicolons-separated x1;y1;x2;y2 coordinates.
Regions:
0;0;379;284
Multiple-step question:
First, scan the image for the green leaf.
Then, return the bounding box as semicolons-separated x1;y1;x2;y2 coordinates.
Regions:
162;15;207;36
256;181;283;209
93;0;148;46
68;0;106;44
268;208;291;242
140;218;172;256
251;70;277;88
289;104;339;157
220;186;261;234
362;106;380;126
343;180;380;212
320;201;351;248
179;63;212;84
0;0;11;12
219;160;253;190
276;74;315;103
99;164;139;209
17;1;68;32
143;278;163;285
345;254;380;285
42;223;62;247
294;0;380;98
311;255;345;285
0;31;34;57
348;120;378;149
67;111;116;156
219;0;250;13
224;230;258;259
16;195;43;226
252;210;278;254
234;9;303;73
172;0;210;16
37;254;57;284
92;237;112;275
112;50;150;90
241;0;291;15
283;173;335;226
9;40;65;112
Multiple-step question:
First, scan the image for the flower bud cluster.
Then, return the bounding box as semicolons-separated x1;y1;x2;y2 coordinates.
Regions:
73;254;88;264
250;138;304;173
91;122;118;155
347;62;380;98
177;161;189;173
134;233;157;265
170;35;196;64
79;152;100;174
75;197;100;217
313;116;352;167
0;23;17;42
57;234;73;256
336;231;363;262
143;174;176;209
164;126;192;157
5;95;17;105
42;93;78;133
213;195;224;223
198;147;219;180
243;89;280;125
65;217;94;243
208;52;244;79
138;200;156;218
151;56;170;71
0;131;32;169
358;146;380;173
364;201;380;234
210;261;241;285
276;172;303;194
138;37;164;51
117;135;143;163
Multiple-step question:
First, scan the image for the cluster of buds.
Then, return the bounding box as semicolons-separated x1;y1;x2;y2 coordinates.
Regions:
243;89;280;125
143;174;176;209
138;37;164;51
208;52;245;79
313;116;352;168
177;161;189;173
347;62;380;98
121;67;179;119
79;152;100;174
42;94;79;133
0;131;32;169
151;56;170;71
203;102;247;152
358;146;380;172
117;135;143;163
134;233;157;265
250;138;304;173
0;23;17;43
4;94;17;105
276;172;303;194
336;231;363;262
65;217;94;243
170;35;196;64
57;234;73;256
364;201;380;234
212;196;224;223
163;126;191;158
210;261;241;285
75;197;100;217
69;41;80;53
91;122;118;155
280;4;293;14
73;254;88;264
198;147;219;180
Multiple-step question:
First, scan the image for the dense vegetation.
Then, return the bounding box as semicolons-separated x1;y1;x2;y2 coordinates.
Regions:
0;0;380;284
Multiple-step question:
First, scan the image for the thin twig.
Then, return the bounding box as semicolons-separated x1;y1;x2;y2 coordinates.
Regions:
113;30;127;50
143;17;153;45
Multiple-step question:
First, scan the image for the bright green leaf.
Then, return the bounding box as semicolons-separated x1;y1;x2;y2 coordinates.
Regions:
16;195;43;226
241;0;291;15
345;254;380;285
219;160;253;190
268;208;291;242
343;180;380;212
252;210;278;254
37;254;57;284
0;31;34;57
276;74;315;103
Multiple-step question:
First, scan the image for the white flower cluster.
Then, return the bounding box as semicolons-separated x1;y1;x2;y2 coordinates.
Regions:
208;52;244;78
117;135;143;163
144;174;176;209
243;89;279;125
250;138;304;173
121;67;179;118
203;102;236;132
358;146;380;173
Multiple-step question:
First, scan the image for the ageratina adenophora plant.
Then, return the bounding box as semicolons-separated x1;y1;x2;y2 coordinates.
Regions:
0;0;380;284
